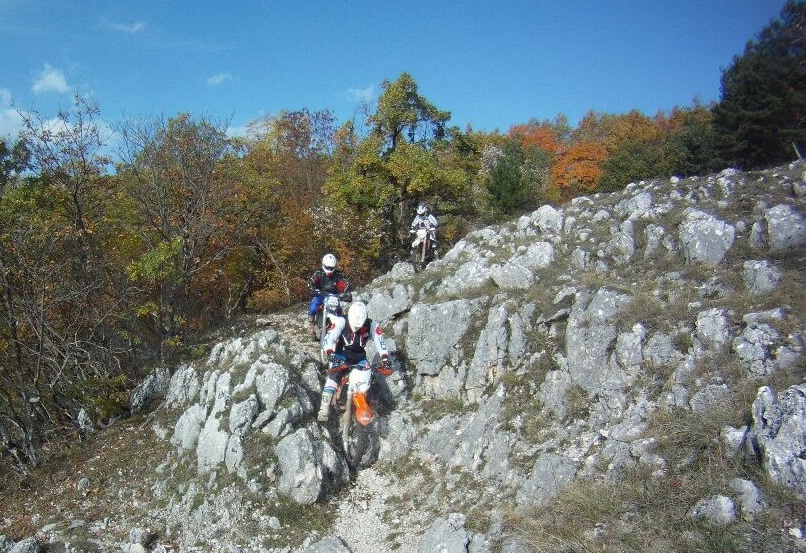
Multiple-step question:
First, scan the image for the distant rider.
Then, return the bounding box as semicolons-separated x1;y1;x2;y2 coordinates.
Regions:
410;203;438;256
317;301;393;422
307;253;350;340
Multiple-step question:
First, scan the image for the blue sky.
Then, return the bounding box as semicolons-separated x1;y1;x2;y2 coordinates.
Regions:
0;0;788;140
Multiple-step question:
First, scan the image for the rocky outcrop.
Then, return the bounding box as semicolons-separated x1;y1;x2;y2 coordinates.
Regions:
5;162;806;553
747;384;806;496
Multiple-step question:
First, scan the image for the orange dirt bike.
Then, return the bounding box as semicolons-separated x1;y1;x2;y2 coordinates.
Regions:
327;360;389;468
410;227;436;273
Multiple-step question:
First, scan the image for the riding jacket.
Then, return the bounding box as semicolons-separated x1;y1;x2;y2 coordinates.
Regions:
410;213;438;233
323;316;389;366
308;268;349;295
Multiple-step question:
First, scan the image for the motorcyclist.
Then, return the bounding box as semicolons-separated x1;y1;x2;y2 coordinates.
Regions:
307;253;350;340
317;301;392;422
410;203;438;257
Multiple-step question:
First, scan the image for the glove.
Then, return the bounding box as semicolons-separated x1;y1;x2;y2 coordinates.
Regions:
377;358;393;376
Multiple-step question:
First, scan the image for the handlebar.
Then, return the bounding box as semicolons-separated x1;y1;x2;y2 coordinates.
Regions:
328;362;376;374
311;289;352;299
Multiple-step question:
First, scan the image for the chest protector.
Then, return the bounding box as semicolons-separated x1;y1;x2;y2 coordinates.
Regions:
339;322;371;365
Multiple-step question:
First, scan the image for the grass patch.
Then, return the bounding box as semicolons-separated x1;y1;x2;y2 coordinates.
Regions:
612;289;664;331
564;384;592;422
242;431;277;467
503;462;798;553
0;418;173;541
410;396;469;424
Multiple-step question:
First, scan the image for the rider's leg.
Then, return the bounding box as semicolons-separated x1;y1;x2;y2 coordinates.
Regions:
307;296;322;338
317;377;339;421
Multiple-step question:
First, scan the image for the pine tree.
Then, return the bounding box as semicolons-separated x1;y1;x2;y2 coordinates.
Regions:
712;1;806;169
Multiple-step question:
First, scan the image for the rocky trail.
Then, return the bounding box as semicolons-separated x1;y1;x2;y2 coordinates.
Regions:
258;308;420;553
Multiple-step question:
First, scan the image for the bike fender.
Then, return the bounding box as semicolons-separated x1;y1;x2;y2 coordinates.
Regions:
353;392;373;426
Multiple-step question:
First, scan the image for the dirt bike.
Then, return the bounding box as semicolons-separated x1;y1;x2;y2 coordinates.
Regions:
410;227;436;273
327;361;388;468
312;291;351;363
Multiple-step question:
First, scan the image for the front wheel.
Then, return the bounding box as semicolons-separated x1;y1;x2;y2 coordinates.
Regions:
411;243;427;273
340;392;378;469
313;311;323;341
344;419;377;469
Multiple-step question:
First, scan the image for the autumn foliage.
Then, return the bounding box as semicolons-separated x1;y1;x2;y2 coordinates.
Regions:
550;140;609;198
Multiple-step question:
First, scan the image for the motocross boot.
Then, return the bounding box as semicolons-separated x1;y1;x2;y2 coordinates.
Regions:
317;392;333;422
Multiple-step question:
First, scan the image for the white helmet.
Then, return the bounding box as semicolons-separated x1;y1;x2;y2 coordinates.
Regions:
321;253;337;274
347;301;368;331
416;203;428;216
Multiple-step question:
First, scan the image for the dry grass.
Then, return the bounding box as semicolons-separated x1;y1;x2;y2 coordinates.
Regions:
0;416;171;542
505;466;798;553
502;379;806;553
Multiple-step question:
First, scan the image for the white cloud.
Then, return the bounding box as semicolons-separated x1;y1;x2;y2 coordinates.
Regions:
347;86;375;104
32;64;70;94
0;88;24;138
109;21;146;34
206;73;232;87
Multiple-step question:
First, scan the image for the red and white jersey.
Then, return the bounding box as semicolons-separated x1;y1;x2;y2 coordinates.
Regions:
323;315;388;365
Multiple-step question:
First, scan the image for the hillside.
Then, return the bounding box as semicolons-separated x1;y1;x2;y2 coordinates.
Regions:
1;162;805;553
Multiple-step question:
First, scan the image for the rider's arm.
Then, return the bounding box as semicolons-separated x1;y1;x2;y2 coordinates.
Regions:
308;271;322;292
370;321;390;365
323;315;346;357
336;274;349;294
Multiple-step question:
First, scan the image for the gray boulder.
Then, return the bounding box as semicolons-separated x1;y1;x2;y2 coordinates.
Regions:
366;282;414;323
171;403;206;452
417;513;471;553
436;259;492;297
733;322;782;377
743;260;783;294
566;288;631;395
166;364;200;408
616;190;653;220
491;261;534;290
531;204;563;235
688;495;737;526
516;453;578;507
764;203;806;251
519;241;555;269
301;536;350;553
747;385;806;497
7;538;40;553
730;478;768;521
693;308;731;352
130;367;170;412
406;299;485;378
678;209;735;266
275;427;348;504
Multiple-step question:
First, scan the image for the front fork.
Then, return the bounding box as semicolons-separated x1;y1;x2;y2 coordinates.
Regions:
341;389;353;452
